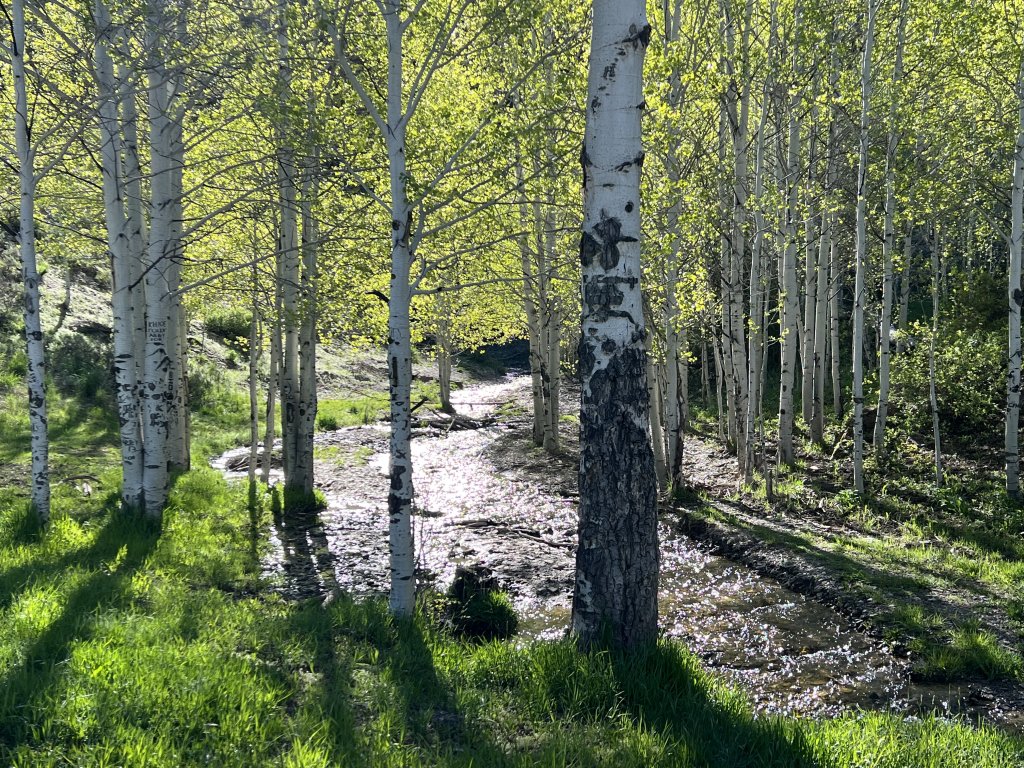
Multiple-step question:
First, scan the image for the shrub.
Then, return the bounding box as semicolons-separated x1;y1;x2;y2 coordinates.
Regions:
203;307;252;351
316;413;339;432
887;322;1003;438
48;332;113;404
437;565;519;641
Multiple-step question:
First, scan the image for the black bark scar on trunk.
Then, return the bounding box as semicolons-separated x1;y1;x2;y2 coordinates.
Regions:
580;214;638;271
623;23;652;50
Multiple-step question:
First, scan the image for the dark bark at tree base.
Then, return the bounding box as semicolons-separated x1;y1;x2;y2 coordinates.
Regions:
573;347;659;650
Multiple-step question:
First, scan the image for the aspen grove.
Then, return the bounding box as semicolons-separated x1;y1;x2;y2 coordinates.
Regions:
2;0;1024;764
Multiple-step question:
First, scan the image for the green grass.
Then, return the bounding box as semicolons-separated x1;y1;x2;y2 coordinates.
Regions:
313;445;374;468
316;394;389;432
1;472;1021;766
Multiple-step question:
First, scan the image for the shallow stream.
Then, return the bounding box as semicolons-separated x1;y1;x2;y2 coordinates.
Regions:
214;375;1022;730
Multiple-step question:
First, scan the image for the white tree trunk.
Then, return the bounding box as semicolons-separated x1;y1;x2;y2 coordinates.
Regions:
852;0;877;495
248;261;261;486
800;85;820;428
12;0;50;524
897;225;912;352
873;0;908;454
276;0;301;498
744;3;776;481
829;231;843;416
648;357;668;493
663;0;685;486
118;65;148;394
778;2;802;467
514;153;546;446
930;225;943;485
1005;55;1024;497
295;155;319;495
713;335;726;441
141;0;177;518
722;0;752;466
811;212;831;443
573;0;658;649
381;5;416;618
262;298;281;486
95;0;143;509
167;100;189;473
546;306;561;448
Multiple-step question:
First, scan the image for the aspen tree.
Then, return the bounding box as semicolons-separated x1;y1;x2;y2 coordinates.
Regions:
721;0;752;465
9;0;50;524
1005;53;1024;497
744;0;778;483
94;0;143;510
276;0;302;499
852;0;878;495
929;224;943;485
811;43;839;444
778;0;803;467
873;0;909;455
800;77;820;430
141;0;181;518
573;0;658;650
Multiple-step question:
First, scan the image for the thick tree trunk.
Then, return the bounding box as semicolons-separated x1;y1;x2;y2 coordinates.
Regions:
141;0;178;519
95;0;143;509
118;66;148;394
1005;56;1024;497
852;0;877;494
12;0;50;524
573;0;658;650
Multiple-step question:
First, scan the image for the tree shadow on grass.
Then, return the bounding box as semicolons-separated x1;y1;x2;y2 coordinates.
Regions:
376;617;510;765
272;504;342;601
610;642;818;767
0;510;159;751
0;489;127;610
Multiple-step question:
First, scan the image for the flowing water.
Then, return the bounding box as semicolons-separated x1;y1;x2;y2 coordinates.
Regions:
214;374;1023;730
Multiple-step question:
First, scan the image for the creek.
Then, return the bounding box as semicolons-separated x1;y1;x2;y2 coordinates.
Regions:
213;374;1021;730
